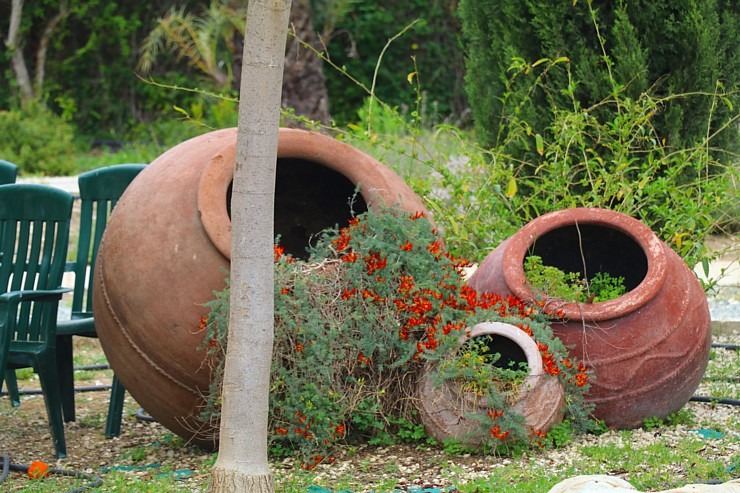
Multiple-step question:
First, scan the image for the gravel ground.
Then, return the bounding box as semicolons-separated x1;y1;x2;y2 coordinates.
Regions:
0;333;737;492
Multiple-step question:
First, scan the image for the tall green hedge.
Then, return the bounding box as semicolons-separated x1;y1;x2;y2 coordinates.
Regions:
458;0;739;157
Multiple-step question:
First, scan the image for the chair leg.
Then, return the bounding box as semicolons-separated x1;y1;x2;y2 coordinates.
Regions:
4;370;20;407
35;357;67;458
55;334;76;422
105;374;126;438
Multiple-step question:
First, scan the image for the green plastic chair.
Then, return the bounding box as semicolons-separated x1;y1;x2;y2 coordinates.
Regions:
0;184;74;458
0;160;18;184
55;164;146;438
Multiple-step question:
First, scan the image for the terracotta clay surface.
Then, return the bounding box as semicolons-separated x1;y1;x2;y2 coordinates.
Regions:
417;322;565;445
467;208;711;429
93;128;427;448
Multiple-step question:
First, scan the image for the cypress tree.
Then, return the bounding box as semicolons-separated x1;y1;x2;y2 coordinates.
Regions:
459;0;738;158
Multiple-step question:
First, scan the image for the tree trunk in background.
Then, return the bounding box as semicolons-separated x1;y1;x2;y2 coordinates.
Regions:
5;0;69;106
6;0;34;103
282;0;331;125
231;0;330;125
207;0;291;491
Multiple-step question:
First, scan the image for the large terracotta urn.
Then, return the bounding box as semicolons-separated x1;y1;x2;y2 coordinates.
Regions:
92;128;427;448
417;322;565;446
467;208;711;429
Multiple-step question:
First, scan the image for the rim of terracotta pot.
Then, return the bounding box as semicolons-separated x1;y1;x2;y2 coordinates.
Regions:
197;127;415;260
501;208;668;322
455;322;545;406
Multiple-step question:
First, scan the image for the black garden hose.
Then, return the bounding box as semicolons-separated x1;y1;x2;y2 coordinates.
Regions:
689;395;740;406
690;342;740;406
0;454;103;492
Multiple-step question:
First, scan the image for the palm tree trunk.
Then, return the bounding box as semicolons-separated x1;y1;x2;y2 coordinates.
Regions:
207;0;292;491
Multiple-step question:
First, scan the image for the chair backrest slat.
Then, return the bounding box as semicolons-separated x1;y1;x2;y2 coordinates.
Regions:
0;184;73;344
70;164;146;316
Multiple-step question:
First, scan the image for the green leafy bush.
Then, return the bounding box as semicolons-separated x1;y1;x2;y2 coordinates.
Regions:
0;103;76;176
200;207;594;466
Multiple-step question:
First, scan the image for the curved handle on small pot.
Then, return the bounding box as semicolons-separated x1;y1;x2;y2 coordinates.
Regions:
463;322;545;377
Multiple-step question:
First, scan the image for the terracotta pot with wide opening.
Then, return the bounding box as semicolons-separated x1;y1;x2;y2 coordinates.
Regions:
92;128;427;448
417;322;565;446
466;208;711;428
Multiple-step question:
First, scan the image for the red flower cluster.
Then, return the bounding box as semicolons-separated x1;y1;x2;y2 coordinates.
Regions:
574;362;589;387
341;288;357;300
537;342;561;376
274;244;285;261
490;424;510;441
301;454;335;470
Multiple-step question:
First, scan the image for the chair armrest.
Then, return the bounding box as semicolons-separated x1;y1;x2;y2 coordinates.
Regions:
0;288;73;305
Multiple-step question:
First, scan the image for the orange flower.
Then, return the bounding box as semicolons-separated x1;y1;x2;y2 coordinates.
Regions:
197;316;208;331
340;252;359;263
274;244;285;262
27;460;50;480
487;408;504;419
340;288;357;300
490;424;510;441
281;287;291;295
365;252;387;275
397;275;415;294
575;372;589;387
400;241;413;251
301;454;326;470
333;233;351;252
426;239;443;255
409;211;426;220
442;321;463;335
530;428;548;439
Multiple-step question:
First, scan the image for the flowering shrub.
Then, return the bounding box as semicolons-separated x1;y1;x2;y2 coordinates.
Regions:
199;206;593;466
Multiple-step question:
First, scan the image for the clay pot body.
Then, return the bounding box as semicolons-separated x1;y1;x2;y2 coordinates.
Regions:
417;322;565;446
467;208;711;429
93;128;427;448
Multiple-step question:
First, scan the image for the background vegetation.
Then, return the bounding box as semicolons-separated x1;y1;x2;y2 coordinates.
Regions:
458;0;739;161
0;0;736;263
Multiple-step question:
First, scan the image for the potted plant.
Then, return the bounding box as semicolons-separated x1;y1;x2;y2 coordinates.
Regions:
467;208;711;429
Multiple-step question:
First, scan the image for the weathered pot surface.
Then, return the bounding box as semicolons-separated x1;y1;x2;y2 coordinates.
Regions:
93;127;428;448
417;321;565;446
467;208;711;428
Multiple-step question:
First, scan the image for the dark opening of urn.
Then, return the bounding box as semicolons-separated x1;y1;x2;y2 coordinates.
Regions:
465;333;529;371
226;158;369;258
527;225;648;291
